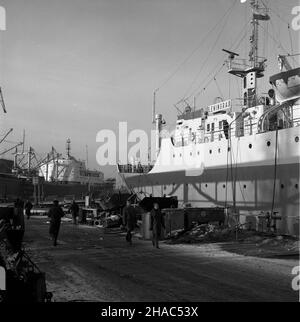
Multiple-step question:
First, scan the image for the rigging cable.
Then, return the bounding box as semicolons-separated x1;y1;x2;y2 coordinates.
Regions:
259;21;292;56
214;77;224;99
225;138;229;208
181;9;234;101
288;23;294;60
264;19;298;66
271;128;279;217
224;105;253;210
186;17;251;102
193;63;226;100
155;0;238;91
265;0;296;67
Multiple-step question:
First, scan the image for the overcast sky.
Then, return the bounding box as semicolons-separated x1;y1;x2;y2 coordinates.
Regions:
0;0;299;177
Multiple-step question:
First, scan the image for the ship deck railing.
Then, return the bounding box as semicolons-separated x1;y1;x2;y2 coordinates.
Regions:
173;124;250;147
173;115;299;148
118;164;154;174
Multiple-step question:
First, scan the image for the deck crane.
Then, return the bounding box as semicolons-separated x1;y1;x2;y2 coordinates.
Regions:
278;55;293;72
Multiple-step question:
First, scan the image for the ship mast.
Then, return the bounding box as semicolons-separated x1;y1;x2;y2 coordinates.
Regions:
225;0;269;107
249;0;259;69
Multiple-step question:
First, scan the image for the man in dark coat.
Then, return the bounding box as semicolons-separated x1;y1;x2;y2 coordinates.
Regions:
122;200;136;245
9;198;25;248
13;198;25;230
70;200;79;225
150;203;165;249
48;200;64;246
24;200;33;220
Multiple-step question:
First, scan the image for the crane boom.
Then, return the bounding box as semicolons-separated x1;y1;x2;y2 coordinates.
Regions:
278;55;292;71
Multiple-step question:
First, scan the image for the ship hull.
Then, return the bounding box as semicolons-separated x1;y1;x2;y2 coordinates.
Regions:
117;127;300;235
0;174;112;201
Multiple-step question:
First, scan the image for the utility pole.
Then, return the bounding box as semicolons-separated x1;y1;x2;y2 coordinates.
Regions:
152;88;159;124
22;129;25;153
46;153;49;181
86;144;89;169
66;138;71;158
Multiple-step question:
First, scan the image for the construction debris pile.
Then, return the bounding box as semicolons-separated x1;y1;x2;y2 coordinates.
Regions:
166;224;237;243
166;223;299;255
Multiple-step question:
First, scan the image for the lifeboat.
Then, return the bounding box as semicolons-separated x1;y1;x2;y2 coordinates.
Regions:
269;67;300;103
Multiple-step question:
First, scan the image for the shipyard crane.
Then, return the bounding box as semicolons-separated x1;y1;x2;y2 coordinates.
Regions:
0;142;23;157
37;146;71;181
0;127;13;145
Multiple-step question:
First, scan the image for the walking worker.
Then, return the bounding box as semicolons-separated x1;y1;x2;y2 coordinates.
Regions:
70;200;79;225
11;198;25;248
48;200;64;246
24;199;33;220
150;202;165;249
122;199;136;245
12;198;25;231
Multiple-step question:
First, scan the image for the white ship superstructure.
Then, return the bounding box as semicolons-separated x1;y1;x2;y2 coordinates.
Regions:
117;0;300;235
39;157;104;185
39;139;104;185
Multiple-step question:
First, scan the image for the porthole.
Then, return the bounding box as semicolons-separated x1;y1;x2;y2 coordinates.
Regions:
267;141;271;147
249;144;252;149
197;151;200;155
223;184;226;188
209;149;212;154
173;154;175;158
295;136;299;143
190;152;192;156
228;147;231;152
281;184;284;189
218;148;221;153
295;184;298;189
205;184;208;188
243;184;246;189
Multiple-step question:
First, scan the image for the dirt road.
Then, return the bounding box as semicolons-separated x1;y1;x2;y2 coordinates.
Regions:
23;217;299;302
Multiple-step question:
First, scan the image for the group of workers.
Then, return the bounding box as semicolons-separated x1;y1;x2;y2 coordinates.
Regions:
6;198;79;247
7;197;165;249
48;198;165;248
123;199;165;248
